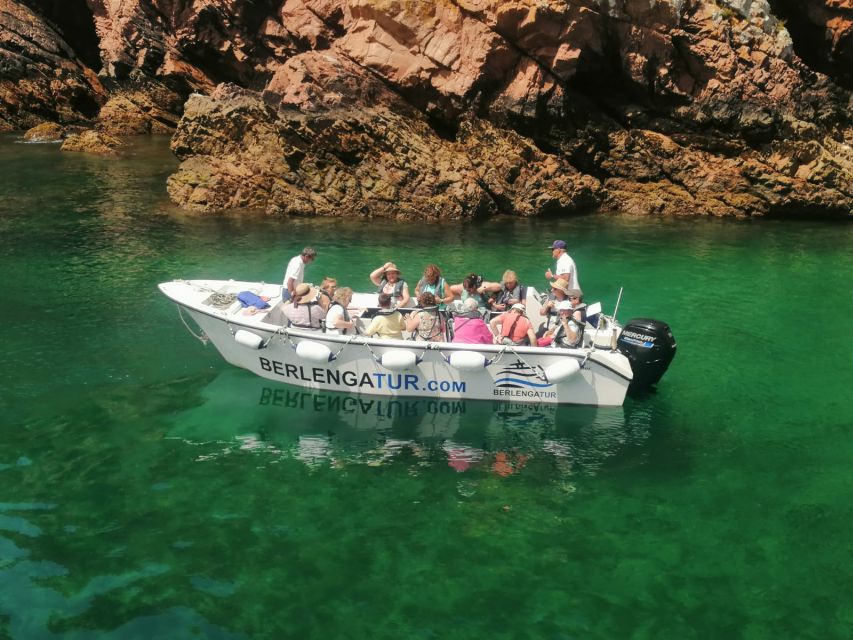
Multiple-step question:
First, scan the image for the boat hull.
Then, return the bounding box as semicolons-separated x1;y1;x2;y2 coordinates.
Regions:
161;280;633;407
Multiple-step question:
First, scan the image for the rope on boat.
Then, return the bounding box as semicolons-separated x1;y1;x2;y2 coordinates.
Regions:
177;305;208;345
362;341;382;363
260;328;283;349
331;334;360;360
278;328;298;349
487;346;508;366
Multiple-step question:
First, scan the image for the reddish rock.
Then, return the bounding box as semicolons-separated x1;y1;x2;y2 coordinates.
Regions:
0;0;106;129
1;0;851;218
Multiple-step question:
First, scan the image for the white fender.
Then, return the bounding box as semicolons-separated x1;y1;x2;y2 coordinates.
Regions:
234;329;264;349
296;340;333;364
448;350;488;371
543;359;581;383
379;349;419;371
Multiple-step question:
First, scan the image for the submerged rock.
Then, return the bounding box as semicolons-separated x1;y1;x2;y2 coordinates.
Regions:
23;122;67;142
61;130;124;155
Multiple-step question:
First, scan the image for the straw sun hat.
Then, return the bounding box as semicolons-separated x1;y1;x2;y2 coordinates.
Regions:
549;278;570;295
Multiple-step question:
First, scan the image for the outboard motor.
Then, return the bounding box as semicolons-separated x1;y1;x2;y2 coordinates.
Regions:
617;318;677;389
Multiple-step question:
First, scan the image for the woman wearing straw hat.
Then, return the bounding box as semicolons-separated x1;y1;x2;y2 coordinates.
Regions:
282;283;327;329
537;278;570;338
540;278;570;317
369;261;411;308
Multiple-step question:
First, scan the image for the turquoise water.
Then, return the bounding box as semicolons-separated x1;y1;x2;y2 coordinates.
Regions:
1;135;852;639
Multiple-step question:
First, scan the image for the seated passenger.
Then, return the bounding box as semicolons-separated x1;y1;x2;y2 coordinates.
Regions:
537;277;569;337
415;264;453;310
485;270;526;313
318;277;337;311
364;292;406;339
369;262;411;308
449;273;497;314
283;283;327;329
552;292;587;348
405;292;444;342
325;287;356;335
540;278;570;316
452;298;493;344
489;303;537;346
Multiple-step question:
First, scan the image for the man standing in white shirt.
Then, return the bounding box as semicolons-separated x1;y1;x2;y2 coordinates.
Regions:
544;240;580;291
282;246;317;301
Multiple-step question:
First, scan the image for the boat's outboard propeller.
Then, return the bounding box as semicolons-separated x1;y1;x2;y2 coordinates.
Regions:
616;318;677;390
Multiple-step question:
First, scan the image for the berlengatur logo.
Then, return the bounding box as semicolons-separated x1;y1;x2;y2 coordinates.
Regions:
494;361;554;389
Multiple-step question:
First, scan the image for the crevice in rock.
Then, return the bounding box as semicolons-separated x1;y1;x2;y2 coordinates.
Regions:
244;0;280;34
427;111;459;141
180;2;280;89
472;177;513;216
767;0;852;89
20;0;102;72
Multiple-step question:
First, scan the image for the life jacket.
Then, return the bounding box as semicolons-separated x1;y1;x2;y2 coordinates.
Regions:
495;283;525;308
417;277;446;299
287;297;324;329
378;277;406;302
541;294;568;334
554;304;587;347
413;306;442;341
326;302;352;335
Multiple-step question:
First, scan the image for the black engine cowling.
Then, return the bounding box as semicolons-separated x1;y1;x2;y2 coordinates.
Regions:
616;318;677;389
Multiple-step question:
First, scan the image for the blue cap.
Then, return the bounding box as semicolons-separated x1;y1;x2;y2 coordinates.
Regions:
549;240;567;249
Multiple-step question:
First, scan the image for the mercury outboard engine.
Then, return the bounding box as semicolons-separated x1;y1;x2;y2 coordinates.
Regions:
617;318;677;390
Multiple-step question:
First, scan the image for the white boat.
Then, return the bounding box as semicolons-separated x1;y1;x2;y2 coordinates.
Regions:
159;279;676;407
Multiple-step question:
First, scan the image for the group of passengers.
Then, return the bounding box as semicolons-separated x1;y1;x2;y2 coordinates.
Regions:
276;239;587;348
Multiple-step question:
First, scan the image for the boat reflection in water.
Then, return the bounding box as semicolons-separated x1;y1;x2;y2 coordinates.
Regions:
168;370;655;476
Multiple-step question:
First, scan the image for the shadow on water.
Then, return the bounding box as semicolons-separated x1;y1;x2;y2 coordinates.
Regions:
166;370;661;477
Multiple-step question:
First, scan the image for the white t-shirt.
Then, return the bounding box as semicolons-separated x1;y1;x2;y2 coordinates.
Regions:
325;304;351;335
283;255;305;288
555;252;580;291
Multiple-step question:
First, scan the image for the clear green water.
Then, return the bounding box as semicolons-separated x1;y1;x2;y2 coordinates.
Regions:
1;135;852;639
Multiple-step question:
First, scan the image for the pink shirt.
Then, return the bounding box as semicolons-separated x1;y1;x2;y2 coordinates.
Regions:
452;317;493;344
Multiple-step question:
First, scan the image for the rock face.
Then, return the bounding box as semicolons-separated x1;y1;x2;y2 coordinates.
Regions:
0;0;106;129
167;70;599;218
2;0;852;218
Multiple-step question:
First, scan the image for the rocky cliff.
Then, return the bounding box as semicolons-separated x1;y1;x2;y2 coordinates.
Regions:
2;0;851;218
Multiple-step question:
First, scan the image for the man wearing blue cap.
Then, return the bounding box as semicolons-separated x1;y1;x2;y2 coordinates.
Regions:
545;240;580;291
